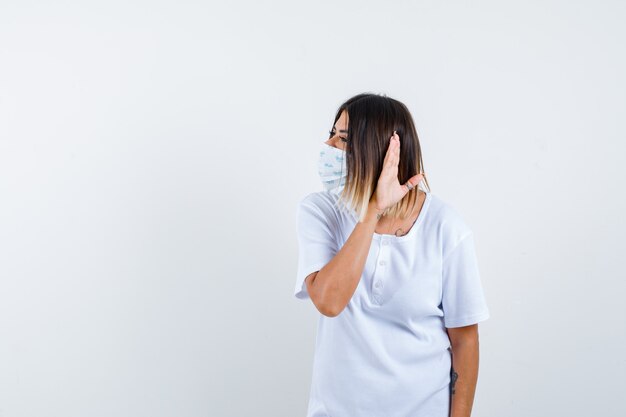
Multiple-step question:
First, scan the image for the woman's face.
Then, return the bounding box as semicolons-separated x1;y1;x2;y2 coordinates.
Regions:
325;110;349;151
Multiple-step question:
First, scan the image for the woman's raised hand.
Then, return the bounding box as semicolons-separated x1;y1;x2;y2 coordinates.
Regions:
370;131;425;214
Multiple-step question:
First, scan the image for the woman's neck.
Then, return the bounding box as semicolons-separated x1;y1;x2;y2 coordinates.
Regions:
375;190;425;236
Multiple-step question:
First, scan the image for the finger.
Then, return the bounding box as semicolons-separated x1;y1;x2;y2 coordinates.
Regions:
404;173;425;193
391;135;400;167
383;135;397;170
387;139;400;173
382;134;395;165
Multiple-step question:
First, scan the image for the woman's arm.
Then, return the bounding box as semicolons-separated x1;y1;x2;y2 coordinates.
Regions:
305;199;382;317
306;132;423;317
447;324;481;417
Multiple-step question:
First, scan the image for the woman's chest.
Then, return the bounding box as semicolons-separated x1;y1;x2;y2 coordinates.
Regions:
349;238;444;318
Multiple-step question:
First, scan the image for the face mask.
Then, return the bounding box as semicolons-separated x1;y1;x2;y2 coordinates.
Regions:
318;142;347;194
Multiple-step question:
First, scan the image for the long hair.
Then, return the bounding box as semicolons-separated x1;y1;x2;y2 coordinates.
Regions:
333;93;432;222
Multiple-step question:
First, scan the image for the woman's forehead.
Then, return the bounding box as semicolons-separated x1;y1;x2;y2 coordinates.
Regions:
335;110;348;128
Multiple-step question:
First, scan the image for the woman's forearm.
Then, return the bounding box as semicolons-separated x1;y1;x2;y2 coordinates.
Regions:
311;200;382;316
449;340;480;417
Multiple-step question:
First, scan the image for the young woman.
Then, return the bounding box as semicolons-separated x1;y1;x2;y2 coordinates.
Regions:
294;93;490;417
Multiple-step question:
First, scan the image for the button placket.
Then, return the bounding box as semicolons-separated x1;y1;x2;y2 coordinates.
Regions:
371;238;389;304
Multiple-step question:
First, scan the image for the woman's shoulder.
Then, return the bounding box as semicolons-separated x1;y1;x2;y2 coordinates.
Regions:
426;192;474;241
298;190;335;206
296;191;347;224
297;190;340;213
296;191;345;234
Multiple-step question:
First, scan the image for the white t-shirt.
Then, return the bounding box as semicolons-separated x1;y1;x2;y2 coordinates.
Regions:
294;189;490;417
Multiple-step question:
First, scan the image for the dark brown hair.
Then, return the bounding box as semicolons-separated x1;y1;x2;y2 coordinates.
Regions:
333;93;431;221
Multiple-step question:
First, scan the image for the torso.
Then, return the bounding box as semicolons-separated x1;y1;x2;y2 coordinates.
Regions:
375;190;427;236
295;189;489;417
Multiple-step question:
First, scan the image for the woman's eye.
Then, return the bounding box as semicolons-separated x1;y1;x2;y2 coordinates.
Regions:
328;129;347;143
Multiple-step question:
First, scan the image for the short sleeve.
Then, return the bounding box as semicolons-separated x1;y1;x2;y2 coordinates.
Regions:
294;196;339;300
441;232;490;328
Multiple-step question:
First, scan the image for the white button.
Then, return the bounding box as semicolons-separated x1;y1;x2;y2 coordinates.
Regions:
379;260;386;266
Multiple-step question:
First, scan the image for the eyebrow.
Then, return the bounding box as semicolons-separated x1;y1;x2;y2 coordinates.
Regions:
332;127;349;134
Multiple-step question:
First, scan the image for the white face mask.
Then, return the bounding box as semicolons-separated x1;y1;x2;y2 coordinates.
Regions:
318;142;347;194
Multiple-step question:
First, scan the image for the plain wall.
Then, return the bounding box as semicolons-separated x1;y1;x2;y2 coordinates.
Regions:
1;0;625;416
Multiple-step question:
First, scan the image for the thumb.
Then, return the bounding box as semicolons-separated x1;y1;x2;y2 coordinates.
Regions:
403;173;425;193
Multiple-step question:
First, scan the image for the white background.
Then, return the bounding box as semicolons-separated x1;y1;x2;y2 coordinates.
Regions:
1;1;625;416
